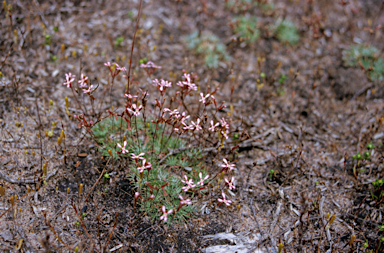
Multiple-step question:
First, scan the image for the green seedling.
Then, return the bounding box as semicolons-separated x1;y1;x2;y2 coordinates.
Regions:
232;15;260;44
342;45;384;81
103;173;110;179
184;31;230;68
274;20;300;45
128;10;135;20
278;74;287;84
371;177;384;203
352;152;363;160
139;57;148;65
268;169;275;180
44;34;52;46
114;36;124;47
367;142;375;150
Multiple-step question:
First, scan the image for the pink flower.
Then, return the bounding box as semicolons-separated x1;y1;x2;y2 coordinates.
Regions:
78;73;88;88
197;172;209;186
218;192;232;206
131;152;145;160
127;104;143;117
104;62;111;67
220;118;229;129
137;158;152;173
177;73;197;91
225;177;235;190
140;61;162;69
117;66;127;71
221;158;236;171
117;141;128;154
160;206;173;222
181;175;196;192
169;109;180;116
82;85;94;94
178;195;192;205
153;79;172;92
191;118;202;131
209;120;220;132
124;93;138;99
63;72;76;88
180;115;190;125
221;130;229;139
199;93;211;104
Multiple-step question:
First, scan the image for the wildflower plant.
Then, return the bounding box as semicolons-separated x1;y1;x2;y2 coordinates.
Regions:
274;20;300;45
184;31;231;68
59;61;236;223
232;15;260;44
342;45;384;81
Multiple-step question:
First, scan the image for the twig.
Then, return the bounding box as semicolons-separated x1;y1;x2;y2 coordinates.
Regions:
319;196;332;242
85;158;111;202
35;99;43;175
351;82;373;100
103;212;119;252
126;0;143;93
267;199;283;239
249;198;271;253
0;168;58;184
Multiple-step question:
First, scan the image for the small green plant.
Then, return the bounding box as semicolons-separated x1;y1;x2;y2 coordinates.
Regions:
92;117;127;159
342;45;384;81
268;169;275;181
114;36;124;47
44;34;52;46
232;15;260;44
278;74;287;84
184;31;230;68
139;57;148;65
371;177;384;204
274;20;300;45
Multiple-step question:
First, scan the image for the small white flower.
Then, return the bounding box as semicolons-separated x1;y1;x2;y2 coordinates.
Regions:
160;206;173;222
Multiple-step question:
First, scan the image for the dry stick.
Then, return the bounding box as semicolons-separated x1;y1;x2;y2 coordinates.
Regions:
71;203;96;252
44;212;72;251
85;157;111;202
103;212;119;252
35;99;44;178
0;189;35;218
249;198;271;253
319;197;331;239
126;0;143;94
0;168;58;184
266;199;283;252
